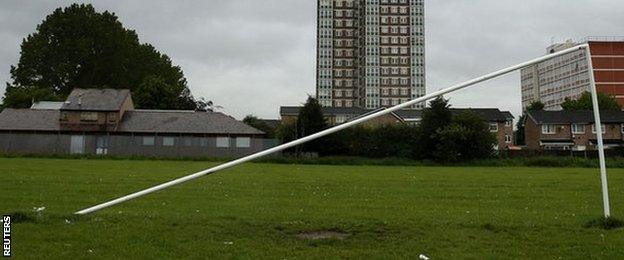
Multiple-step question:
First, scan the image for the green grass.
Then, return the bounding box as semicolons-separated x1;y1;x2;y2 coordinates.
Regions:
1;158;623;259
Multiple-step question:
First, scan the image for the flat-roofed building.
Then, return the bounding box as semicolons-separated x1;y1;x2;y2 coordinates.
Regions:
521;37;624;110
0;89;274;158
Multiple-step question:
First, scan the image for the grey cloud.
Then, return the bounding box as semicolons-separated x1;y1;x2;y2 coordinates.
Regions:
1;0;623;119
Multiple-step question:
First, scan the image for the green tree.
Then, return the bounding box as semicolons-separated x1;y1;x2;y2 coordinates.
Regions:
3;3;199;109
243;115;275;138
433;112;496;162
526;101;545;111
561;91;621;111
296;96;328;153
416;96;453;159
515;115;526;145
1;86;59;108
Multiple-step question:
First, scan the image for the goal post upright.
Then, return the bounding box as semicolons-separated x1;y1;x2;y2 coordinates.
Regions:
585;44;611;218
75;44;610;216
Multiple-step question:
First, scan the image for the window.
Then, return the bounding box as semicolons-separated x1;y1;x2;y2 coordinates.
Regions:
142;136;155;146
592;124;606;134
236;137;251;148
505;135;512;143
184;138;193;146
489;123;498;132
163;137;175;146
80;112;98;122
542;124;557;134
505;119;513;127
96;136;108;148
216;137;230;148
571;124;585;134
200;138;209;147
108;113;117;123
335;115;348;124
60;112;68;121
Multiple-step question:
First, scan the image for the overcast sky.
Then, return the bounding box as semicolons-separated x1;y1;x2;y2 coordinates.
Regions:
1;0;623;119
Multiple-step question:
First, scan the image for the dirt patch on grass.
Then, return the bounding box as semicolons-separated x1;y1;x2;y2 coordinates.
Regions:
296;231;350;240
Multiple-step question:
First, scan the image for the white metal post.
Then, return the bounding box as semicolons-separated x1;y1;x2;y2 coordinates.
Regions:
585;45;611;218
75;45;589;215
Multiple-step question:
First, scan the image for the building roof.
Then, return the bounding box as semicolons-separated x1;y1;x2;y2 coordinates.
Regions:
527;110;624;124
451;108;514;122
118;110;264;135
61;88;131;111
280;106;513;122
31;101;64;110
0;109;60;131
0;108;264;135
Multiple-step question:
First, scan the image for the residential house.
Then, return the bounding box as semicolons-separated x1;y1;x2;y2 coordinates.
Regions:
525;110;624;150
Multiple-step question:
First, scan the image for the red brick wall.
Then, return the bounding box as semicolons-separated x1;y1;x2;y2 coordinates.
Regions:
590;41;624;106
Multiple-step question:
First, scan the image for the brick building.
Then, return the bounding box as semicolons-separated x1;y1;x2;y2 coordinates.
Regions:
0;89;274;158
524;110;624;150
521;37;624;110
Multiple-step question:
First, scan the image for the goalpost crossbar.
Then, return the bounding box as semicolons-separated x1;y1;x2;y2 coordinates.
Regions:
75;44;611;218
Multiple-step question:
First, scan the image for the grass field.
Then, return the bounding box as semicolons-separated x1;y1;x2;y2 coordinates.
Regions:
1;158;623;259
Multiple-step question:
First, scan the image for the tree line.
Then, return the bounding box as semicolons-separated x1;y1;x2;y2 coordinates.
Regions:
271;96;497;163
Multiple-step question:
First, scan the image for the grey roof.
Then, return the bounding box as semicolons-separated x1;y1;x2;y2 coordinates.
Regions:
118;110;264;135
61;88;130;111
528;110;624;124
31;101;64;110
280;106;513;122
0;109;60;131
450;108;514;122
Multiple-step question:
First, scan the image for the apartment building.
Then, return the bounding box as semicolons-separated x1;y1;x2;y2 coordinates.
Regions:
525;110;624;151
521;37;624;110
316;0;426;110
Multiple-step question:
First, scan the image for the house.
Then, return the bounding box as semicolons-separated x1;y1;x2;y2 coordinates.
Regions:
279;106;515;150
0;88;272;158
525;110;624;151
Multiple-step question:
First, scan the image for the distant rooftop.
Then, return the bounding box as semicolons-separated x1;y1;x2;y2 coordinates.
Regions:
31;101;64;110
580;36;624;43
280;106;513;122
61;88;131;111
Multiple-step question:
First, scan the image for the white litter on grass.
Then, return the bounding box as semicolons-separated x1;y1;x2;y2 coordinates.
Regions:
33;207;46;212
223;241;234;245
65;219;71;224
419;254;430;260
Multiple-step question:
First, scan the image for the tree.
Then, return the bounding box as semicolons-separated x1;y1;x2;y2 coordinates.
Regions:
416;96;453;159
561;91;621;111
515;115;526;145
3;4;200;110
526;101;545;111
296;96;328;153
243;115;275;138
433;112;496;162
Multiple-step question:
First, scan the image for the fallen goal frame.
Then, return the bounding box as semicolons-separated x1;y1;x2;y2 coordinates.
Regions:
76;44;612;218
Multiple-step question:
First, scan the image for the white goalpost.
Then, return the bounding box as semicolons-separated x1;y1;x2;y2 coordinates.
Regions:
75;44;612;218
